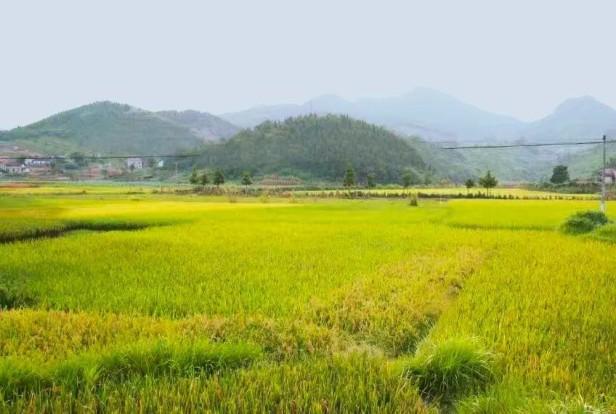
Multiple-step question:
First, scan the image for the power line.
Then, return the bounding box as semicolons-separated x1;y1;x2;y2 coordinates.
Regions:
440;139;616;150
442;135;611;213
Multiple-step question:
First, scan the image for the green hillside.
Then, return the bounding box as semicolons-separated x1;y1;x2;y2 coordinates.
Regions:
0;102;205;155
564;143;616;179
156;110;239;141
196;115;426;182
408;137;558;183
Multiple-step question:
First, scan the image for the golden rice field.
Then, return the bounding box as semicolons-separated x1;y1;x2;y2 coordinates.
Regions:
0;188;615;412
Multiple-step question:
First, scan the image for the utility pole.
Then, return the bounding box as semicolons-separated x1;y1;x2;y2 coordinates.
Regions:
601;134;607;213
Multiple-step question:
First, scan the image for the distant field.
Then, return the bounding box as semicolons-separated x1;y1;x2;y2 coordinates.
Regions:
299;187;599;199
0;181;188;195
0;181;600;200
0;190;614;412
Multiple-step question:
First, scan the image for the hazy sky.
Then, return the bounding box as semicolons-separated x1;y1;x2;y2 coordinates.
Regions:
1;0;616;129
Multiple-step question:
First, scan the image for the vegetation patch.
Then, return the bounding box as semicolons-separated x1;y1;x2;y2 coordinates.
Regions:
0;219;158;244
0;341;261;399
310;248;485;356
1;194;615;410
0;285;36;309
561;210;609;234
404;338;496;404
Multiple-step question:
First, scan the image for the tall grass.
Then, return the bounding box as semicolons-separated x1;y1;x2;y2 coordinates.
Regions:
0;341;260;398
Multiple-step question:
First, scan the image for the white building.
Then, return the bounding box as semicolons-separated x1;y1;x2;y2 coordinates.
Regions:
125;157;143;170
0;160;29;174
24;158;52;167
599;168;616;184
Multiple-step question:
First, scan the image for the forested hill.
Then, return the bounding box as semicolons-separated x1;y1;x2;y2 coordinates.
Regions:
0;102;236;155
196;115;426;181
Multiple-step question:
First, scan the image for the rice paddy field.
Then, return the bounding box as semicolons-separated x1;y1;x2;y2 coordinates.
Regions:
0;186;615;412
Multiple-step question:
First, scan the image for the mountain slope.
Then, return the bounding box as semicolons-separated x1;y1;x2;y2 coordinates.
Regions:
0;102;238;155
1;102;202;155
354;87;524;141
407;137;556;182
524;96;616;142
197;115;426;182
156;110;239;141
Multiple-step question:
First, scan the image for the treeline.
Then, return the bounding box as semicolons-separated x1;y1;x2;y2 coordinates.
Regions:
192;114;426;182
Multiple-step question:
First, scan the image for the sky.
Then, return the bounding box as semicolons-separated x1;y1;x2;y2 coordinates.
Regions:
1;0;616;129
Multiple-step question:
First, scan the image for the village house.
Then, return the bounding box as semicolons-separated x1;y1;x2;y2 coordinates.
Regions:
0;160;29;174
599;168;616;184
125;157;144;170
24;158;53;167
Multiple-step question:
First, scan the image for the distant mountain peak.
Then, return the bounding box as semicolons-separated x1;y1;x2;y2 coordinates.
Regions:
553;96;614;116
526;95;616;142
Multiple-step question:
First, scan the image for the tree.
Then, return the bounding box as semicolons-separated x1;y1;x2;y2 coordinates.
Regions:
366;172;376;188
70;152;87;167
213;169;225;187
241;171;253;188
478;171;498;194
343;167;355;187
550;165;570;184
189;167;199;185
199;171;209;186
464;178;475;194
402;170;415;188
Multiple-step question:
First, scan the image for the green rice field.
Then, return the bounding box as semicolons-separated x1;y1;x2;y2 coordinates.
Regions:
0;188;615;412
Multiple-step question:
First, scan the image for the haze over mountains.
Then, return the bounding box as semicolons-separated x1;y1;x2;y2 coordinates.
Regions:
221;88;616;144
1;88;616;182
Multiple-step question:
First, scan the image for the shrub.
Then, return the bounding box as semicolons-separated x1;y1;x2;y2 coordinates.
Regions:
409;193;419;207
561;211;608;234
404;338;496;404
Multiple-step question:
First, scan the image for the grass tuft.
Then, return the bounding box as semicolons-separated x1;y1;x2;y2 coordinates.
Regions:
404;338;496;404
561;210;608;234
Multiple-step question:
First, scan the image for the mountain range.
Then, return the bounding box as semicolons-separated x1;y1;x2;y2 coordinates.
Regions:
2;89;616;182
220;88;616;144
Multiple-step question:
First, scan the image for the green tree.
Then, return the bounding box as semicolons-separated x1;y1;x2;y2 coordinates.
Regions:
241;171;253;188
199;171;209;186
70;152;87;167
478;171;498;194
464;178;475;194
189;167;199;185
343;167;355;187
366;172;376;188
213;169;225;187
402;170;415;188
550;165;570;184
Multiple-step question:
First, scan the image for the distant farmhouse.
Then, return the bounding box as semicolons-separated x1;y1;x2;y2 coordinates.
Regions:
24;158;52;167
125;157;143;170
0;160;29;174
599;168;616;184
